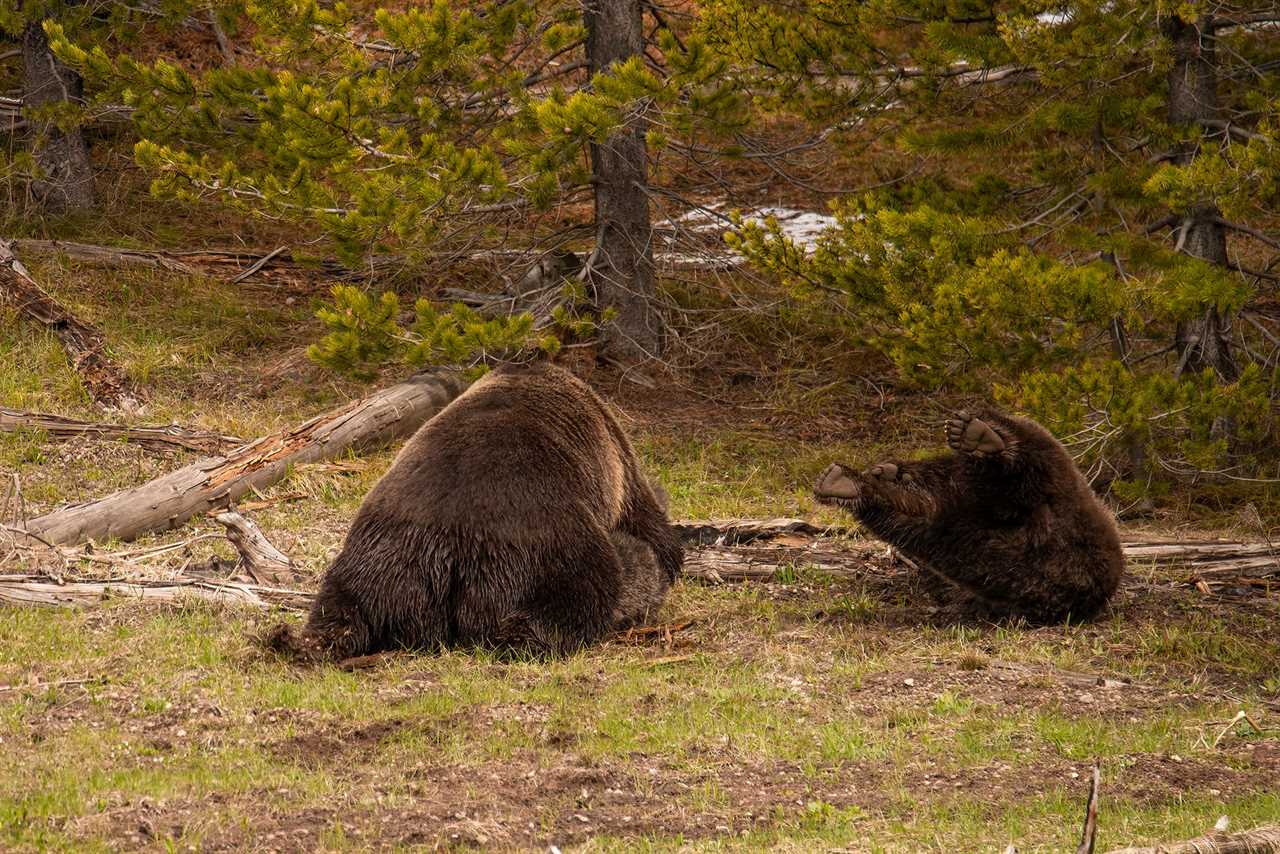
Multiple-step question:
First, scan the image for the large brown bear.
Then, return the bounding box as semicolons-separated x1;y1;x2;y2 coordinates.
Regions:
813;409;1124;624
275;362;683;661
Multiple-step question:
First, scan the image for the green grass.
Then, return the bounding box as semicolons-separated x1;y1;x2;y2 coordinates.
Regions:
1;231;1279;851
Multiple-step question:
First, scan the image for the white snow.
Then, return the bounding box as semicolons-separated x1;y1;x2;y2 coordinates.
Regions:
654;203;839;267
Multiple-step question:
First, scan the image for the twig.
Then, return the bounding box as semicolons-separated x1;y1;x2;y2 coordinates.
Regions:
229;245;289;284
1076;764;1101;854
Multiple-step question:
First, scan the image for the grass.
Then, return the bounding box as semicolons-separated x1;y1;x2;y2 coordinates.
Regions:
1;233;1278;851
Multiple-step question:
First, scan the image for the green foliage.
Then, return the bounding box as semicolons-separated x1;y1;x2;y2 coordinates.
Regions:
711;0;1280;494
734;196;1278;488
307;280;609;379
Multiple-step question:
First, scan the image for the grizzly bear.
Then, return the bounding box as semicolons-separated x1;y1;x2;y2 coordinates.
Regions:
813;409;1124;624
274;362;683;661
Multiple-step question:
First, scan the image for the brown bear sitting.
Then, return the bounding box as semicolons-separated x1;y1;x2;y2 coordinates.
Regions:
813;408;1124;624
274;362;683;661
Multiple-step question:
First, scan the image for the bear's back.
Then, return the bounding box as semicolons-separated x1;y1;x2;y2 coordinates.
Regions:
358;363;628;540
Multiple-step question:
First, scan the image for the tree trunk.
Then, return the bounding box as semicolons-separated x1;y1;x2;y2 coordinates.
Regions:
1164;16;1237;383
584;0;664;363
21;14;95;212
16;370;465;546
0;237;140;410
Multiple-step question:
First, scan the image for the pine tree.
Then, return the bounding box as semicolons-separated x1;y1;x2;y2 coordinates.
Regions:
709;2;1280;494
1;0;102;212
44;0;743;367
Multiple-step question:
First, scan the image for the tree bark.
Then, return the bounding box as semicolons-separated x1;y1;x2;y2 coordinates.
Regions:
0;237;140;410
21;14;95;212
585;0;665;363
1163;16;1237;383
16;370;465;546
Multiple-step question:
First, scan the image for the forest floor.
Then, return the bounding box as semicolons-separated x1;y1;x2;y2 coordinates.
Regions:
1;206;1279;852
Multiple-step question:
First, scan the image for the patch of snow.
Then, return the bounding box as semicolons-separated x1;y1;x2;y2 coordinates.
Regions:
654;203;840;268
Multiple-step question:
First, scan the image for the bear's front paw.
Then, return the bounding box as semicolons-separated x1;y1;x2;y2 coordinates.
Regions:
814;463;861;502
863;462;911;483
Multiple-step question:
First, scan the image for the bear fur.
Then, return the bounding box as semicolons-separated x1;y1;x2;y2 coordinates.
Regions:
813;408;1124;624
274;361;683;661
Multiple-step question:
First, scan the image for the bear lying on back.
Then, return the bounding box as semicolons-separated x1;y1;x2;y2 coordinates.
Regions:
273;362;683;661
813;409;1123;624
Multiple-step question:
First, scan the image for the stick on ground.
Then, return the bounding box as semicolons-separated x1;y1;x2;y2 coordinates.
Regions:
1076;764;1100;854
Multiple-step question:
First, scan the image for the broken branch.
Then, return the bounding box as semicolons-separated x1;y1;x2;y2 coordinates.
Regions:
0;237;142;411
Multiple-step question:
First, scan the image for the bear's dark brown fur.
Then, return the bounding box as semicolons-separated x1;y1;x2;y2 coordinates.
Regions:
813;409;1124;624
275;362;683;661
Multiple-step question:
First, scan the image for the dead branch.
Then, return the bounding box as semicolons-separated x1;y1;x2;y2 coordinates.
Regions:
0;407;241;453
228;245;288;284
213;510;300;585
1076;765;1101;854
14;370;465;546
0;238;142;411
1104;824;1280;854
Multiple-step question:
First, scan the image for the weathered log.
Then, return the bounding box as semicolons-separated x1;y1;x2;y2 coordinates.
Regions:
1104;824;1280;854
674;517;847;546
16;370;465;546
0;575;309;610
675;521;1278;577
1121;540;1278;574
11;239;200;274
213;510;300;585
0;238;141;411
0;407;241;453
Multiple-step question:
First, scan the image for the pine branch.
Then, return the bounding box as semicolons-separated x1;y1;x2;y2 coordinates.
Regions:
1215;217;1280;252
1198;118;1266;143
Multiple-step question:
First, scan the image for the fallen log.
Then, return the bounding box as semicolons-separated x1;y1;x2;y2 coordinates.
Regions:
1121;540;1278;575
0;237;142;411
0;407;242;453
674;521;1278;578
10;239;200;275
15;370;465;546
0;575;309;610
1104;824;1280;854
675;517;847;546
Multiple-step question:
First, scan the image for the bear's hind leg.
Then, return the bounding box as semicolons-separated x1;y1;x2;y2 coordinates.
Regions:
610;531;670;629
495;530;627;657
945;412;1007;456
